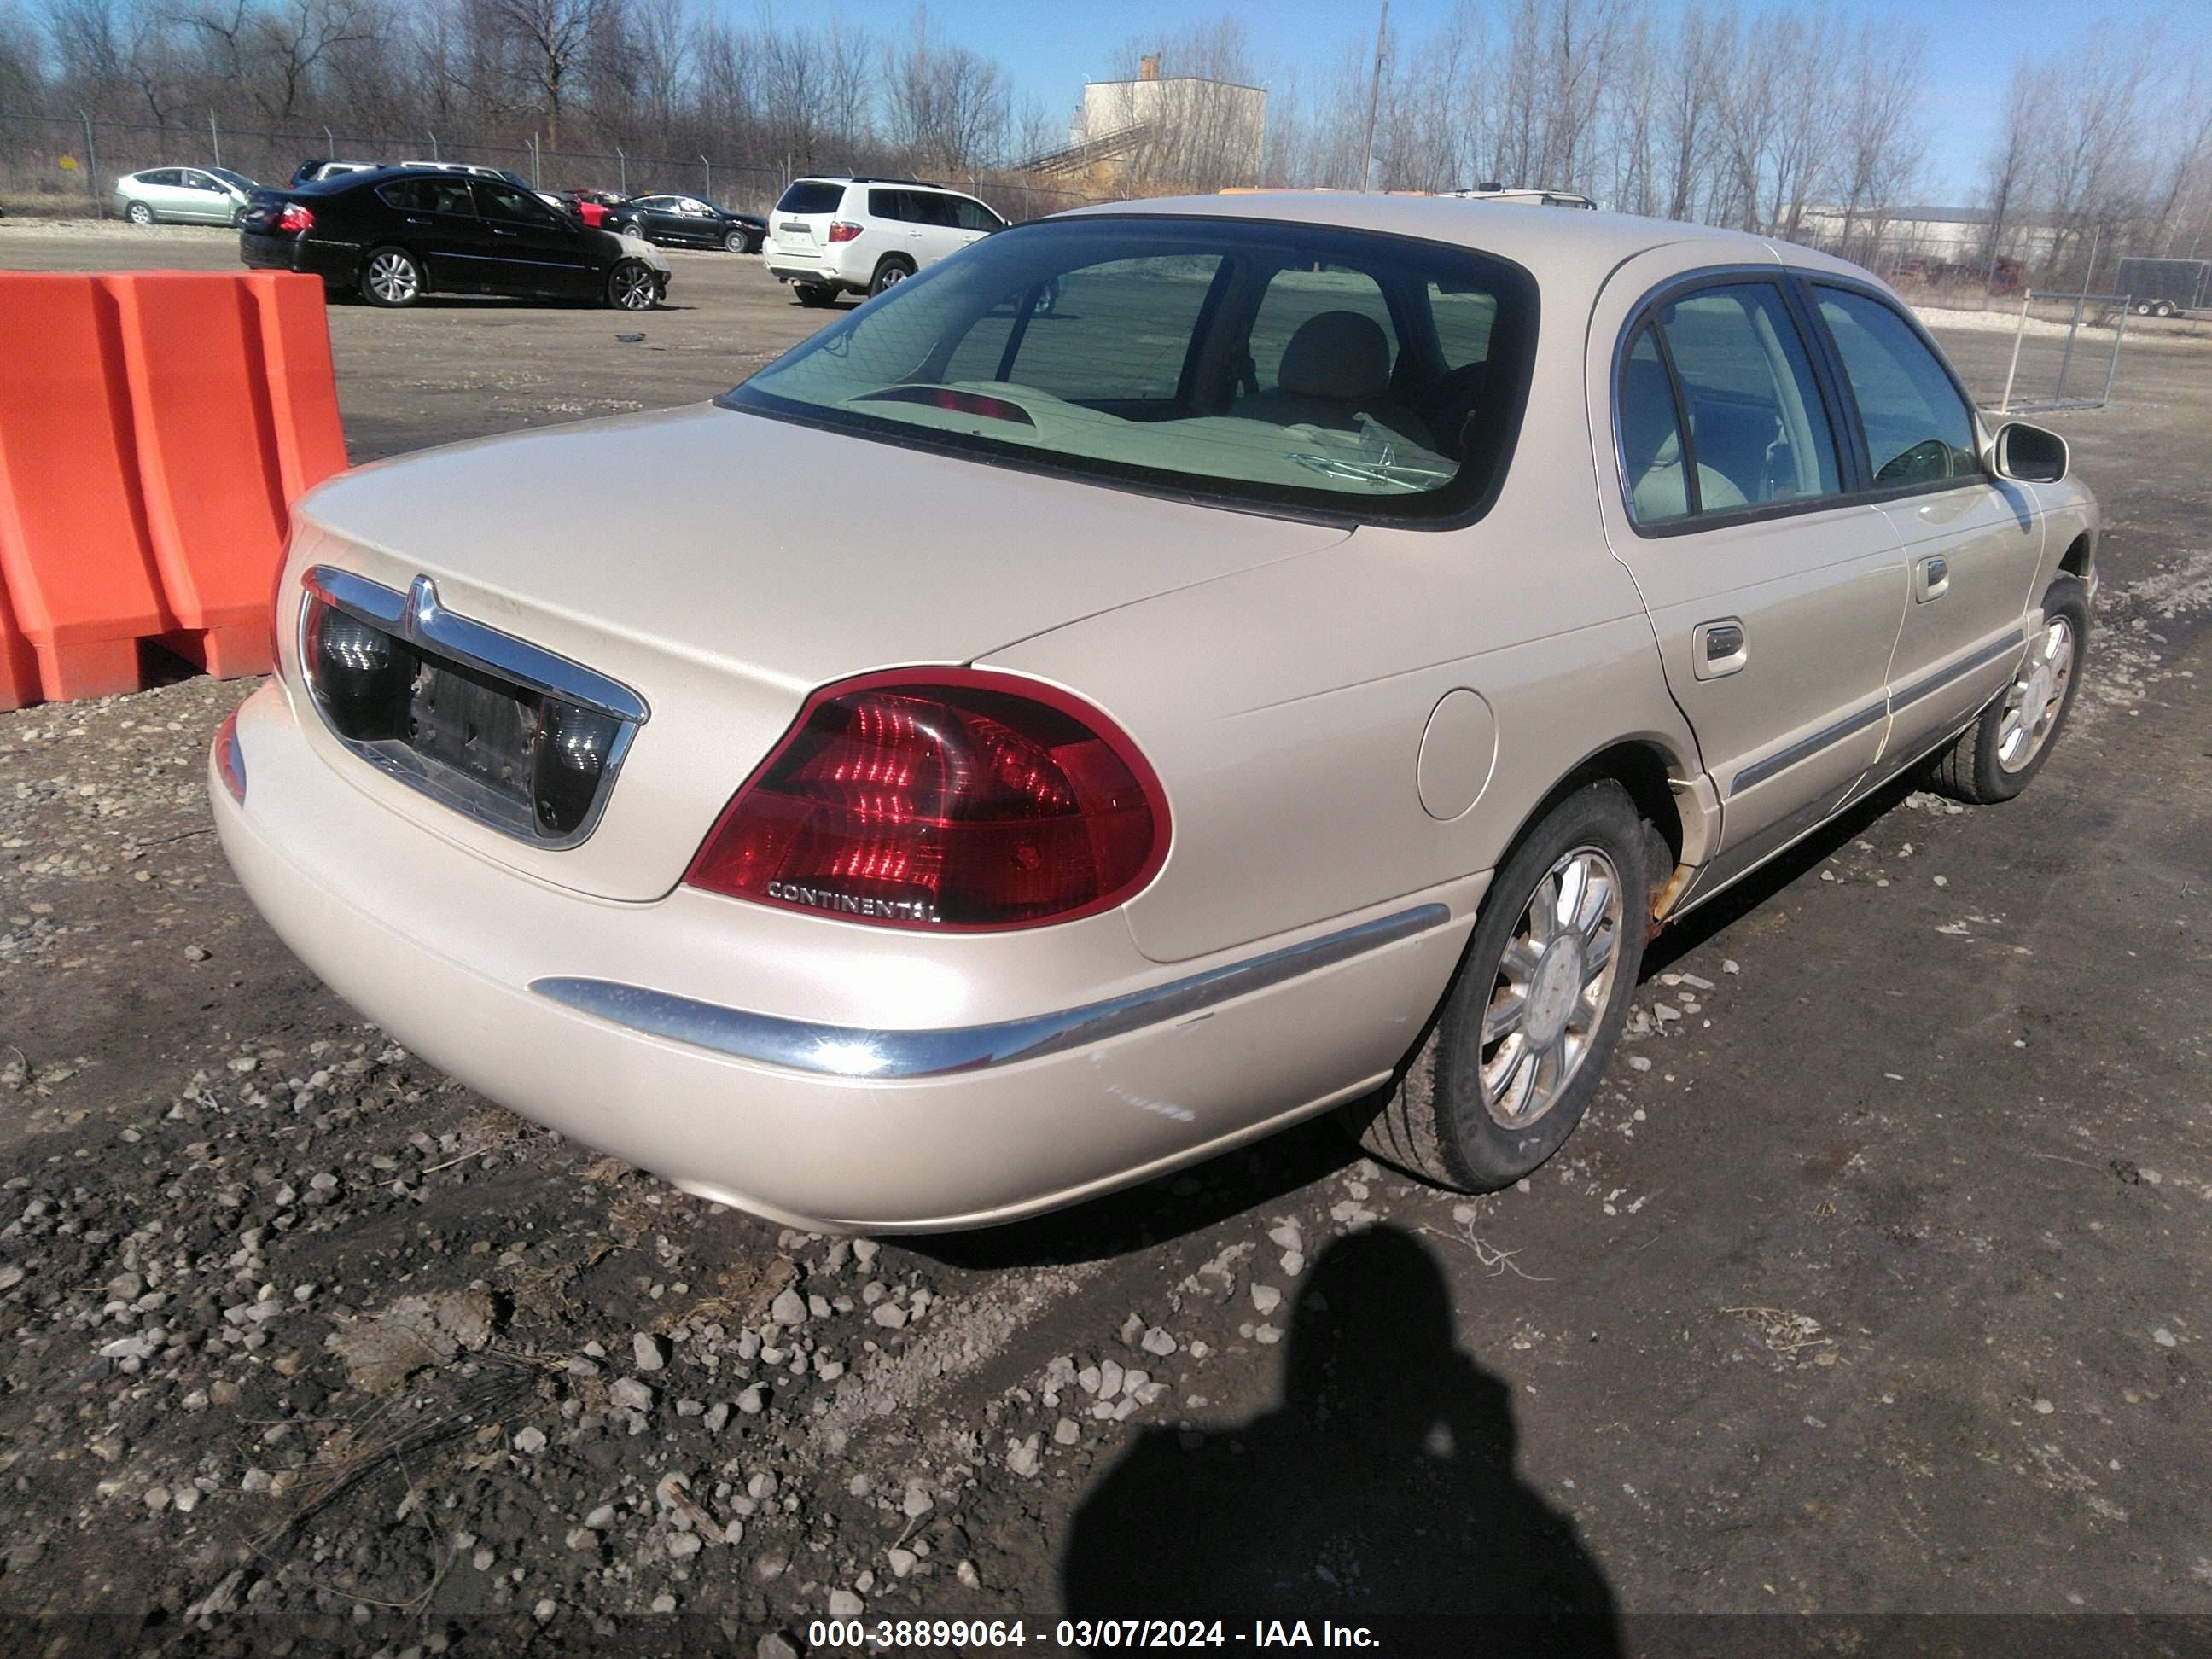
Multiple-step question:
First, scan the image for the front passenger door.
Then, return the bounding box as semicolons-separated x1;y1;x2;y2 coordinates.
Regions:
471;181;594;298
1598;277;1907;899
1809;284;2045;771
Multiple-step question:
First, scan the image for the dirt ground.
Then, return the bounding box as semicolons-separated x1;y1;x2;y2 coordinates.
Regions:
3;219;2210;1654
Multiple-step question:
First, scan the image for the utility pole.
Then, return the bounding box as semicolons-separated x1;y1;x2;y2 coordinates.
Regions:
1360;0;1388;192
209;111;221;168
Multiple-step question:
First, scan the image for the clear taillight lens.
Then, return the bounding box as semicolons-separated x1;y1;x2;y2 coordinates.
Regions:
302;602;408;739
684;672;1167;930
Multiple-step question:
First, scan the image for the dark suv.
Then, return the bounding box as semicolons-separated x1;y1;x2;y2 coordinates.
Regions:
240;168;668;310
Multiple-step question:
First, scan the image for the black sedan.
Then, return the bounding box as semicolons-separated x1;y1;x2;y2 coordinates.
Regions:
608;194;765;253
239;169;670;310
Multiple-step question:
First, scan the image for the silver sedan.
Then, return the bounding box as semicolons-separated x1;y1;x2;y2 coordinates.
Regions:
112;166;258;226
213;194;2097;1231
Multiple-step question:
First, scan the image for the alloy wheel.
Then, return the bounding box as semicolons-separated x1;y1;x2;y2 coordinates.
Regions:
1480;846;1624;1130
611;263;656;310
1997;615;2075;773
367;252;418;305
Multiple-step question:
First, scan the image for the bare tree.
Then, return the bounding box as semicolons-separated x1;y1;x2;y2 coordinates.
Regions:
489;0;604;148
1831;21;1927;264
1657;5;1725;221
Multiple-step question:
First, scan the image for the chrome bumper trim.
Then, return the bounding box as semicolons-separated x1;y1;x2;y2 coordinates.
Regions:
531;903;1454;1080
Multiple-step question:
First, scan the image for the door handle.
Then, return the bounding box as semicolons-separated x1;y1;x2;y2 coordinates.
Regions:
1694;619;1748;680
1916;555;1951;602
405;216;430;225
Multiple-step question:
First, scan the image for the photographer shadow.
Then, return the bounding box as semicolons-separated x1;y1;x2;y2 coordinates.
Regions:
1060;1226;1620;1654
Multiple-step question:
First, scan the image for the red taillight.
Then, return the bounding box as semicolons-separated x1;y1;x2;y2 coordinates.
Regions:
685;671;1167;930
276;203;314;235
826;220;862;243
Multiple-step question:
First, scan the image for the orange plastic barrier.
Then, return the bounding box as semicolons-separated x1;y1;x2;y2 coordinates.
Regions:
0;273;175;701
0;268;347;705
0;577;38;713
242;272;349;510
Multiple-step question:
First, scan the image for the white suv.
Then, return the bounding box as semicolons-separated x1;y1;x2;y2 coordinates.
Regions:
763;177;1006;305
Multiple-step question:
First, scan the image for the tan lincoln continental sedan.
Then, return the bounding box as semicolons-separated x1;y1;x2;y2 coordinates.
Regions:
211;194;2095;1232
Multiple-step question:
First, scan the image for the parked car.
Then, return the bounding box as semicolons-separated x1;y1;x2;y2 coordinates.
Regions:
238;167;669;310
561;189;629;229
214;195;2097;1233
609;194;767;253
112;166;259;226
289;159;381;185
763;174;1005;302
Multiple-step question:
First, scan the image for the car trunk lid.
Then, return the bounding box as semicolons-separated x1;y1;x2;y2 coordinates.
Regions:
289;402;1350;901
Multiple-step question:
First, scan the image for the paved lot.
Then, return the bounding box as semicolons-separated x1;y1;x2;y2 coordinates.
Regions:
3;220;2209;1649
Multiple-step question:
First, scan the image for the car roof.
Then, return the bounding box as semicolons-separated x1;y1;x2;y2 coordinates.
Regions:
792;175;962;193
1055;191;1868;287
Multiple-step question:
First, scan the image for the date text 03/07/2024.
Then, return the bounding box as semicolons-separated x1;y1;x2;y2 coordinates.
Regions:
806;1620;1382;1650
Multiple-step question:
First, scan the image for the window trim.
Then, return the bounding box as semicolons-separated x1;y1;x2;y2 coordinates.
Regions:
1614;265;1994;539
1613;267;1855;538
719;213;1543;533
1796;274;1993;506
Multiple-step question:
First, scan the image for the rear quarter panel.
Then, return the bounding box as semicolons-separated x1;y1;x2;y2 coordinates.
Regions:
984;317;1697;965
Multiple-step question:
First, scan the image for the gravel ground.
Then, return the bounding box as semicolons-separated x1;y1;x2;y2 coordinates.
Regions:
3;222;2211;1654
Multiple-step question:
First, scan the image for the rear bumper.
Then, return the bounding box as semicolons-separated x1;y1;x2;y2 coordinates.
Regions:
213;681;1477;1231
239;233;355;283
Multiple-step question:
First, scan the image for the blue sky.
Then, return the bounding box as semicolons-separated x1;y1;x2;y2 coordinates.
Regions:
853;0;2209;201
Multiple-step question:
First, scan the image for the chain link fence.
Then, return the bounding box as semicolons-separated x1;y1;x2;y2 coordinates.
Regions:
0;112;1106;224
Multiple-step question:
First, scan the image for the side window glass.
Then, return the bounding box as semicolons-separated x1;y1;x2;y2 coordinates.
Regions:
868;189;902;222
1618;325;1691;523
951;197;1001;232
1653;282;1842;514
1814;286;1979;486
475;183;545;224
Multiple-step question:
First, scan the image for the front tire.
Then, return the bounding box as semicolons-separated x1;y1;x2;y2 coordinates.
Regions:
606;258;659;311
1349;781;1652;1191
360;246;422;307
125;201;155;226
1930;576;2087;804
870;257;914;295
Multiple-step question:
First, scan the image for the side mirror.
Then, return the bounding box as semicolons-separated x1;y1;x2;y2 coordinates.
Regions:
1990;421;2068;485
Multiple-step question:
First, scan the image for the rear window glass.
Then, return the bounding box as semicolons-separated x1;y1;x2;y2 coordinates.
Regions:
725;217;1537;525
777;181;846;215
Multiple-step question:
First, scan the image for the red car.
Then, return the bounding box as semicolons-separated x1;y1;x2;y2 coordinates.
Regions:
562;189;628;229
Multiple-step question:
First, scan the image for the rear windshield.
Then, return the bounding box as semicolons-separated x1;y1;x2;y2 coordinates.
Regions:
776;181;847;216
725;216;1537;524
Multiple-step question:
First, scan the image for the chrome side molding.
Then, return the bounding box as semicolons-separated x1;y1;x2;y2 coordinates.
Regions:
531;903;1453;1080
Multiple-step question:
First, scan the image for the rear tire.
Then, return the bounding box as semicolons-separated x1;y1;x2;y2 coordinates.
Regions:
795;283;836;307
1930;576;2087;804
1347;780;1652;1191
870;257;914;296
723;229;748;252
125;201;155;226
359;246;422;307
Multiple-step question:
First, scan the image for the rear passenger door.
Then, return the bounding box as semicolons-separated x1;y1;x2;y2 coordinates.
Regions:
378;177;490;291
1596;271;1907;896
1807;282;2044;769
